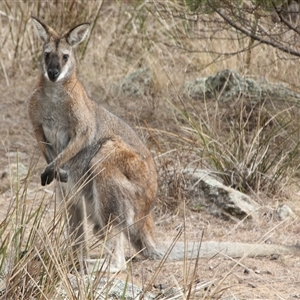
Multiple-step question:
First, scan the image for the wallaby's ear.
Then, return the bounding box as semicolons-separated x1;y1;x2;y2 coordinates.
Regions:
65;23;90;47
31;16;52;42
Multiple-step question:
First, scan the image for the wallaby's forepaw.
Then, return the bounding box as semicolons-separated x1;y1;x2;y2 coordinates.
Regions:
41;165;55;186
56;168;68;183
41;166;68;186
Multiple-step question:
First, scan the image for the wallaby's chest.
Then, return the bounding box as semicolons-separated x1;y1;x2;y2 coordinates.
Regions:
43;116;71;153
40;89;72;152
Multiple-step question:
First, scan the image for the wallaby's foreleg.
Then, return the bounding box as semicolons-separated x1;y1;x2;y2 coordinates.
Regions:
88;225;127;273
29;120;68;185
41;134;85;185
41;119;95;186
92;218;127;272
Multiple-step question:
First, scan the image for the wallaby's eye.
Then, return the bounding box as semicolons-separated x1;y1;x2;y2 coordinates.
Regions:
63;54;69;62
44;52;50;60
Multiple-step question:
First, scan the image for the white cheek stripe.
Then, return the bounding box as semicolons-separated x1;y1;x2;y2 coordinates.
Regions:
44;71;50;81
43;64;69;82
57;65;69;81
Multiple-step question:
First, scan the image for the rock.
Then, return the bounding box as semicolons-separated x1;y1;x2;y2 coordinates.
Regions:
205;69;248;101
1;162;28;193
112;68;153;97
2;162;28;179
184;69;257;102
184;69;300;102
1;274;156;300
5;151;27;159
183;77;207;100
184;168;260;220
56;275;155;300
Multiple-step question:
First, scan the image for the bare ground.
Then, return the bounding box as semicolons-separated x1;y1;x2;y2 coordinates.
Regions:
1;72;300;300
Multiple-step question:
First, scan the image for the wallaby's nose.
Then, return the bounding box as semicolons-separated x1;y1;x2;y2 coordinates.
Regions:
48;68;60;81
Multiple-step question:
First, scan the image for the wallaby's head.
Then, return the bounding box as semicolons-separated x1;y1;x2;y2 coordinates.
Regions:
31;16;90;82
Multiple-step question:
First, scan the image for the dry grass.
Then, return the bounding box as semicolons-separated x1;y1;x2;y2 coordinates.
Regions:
1;0;300;299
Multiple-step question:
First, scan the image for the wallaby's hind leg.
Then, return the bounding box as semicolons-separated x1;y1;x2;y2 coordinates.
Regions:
90;182;128;272
90;137;160;268
92;220;127;272
128;213;163;260
105;230;126;272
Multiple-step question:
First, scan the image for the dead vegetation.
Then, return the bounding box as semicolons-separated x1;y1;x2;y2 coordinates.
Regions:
1;1;300;299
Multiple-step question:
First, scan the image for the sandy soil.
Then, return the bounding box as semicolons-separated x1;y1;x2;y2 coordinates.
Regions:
1;72;300;300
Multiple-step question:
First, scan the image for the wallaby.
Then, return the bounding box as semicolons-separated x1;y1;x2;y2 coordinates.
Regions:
29;16;161;272
29;17;299;272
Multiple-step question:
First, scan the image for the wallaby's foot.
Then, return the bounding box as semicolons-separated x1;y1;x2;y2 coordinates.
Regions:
152;250;164;260
126;248;163;262
145;248;164;260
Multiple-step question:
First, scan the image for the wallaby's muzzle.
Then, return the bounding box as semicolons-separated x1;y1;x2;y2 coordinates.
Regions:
46;54;61;82
48;68;60;81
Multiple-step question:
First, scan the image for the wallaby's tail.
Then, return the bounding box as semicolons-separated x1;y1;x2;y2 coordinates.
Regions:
157;241;300;261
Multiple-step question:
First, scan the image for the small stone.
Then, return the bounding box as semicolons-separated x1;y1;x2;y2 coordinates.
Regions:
270;253;280;260
248;282;257;288
153;283;168;290
277;204;296;220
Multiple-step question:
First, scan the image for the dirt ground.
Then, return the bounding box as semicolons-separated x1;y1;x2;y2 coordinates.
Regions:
1;72;300;300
